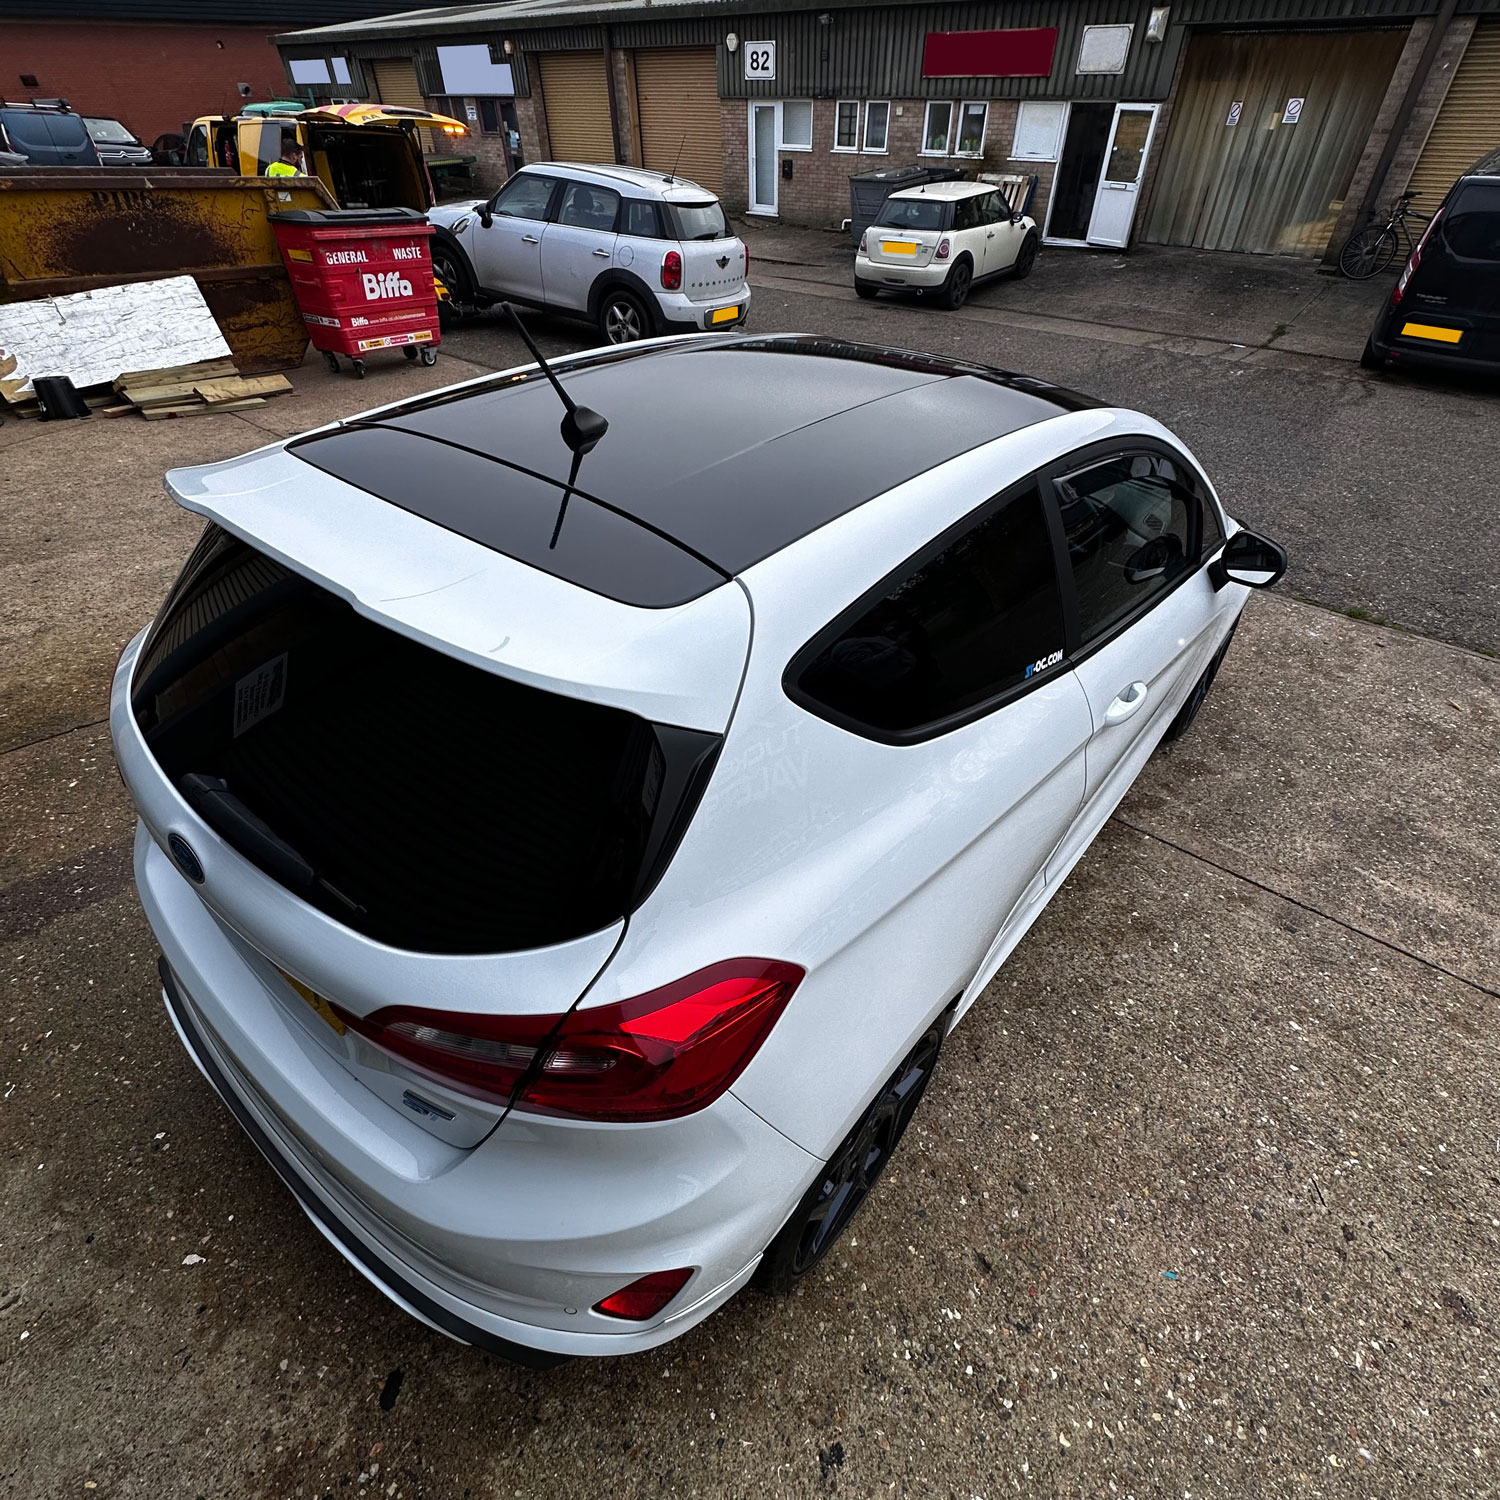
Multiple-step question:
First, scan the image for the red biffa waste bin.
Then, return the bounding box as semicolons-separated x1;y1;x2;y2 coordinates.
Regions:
270;207;440;378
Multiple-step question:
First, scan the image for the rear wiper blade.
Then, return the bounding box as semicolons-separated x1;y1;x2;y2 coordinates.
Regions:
178;773;364;915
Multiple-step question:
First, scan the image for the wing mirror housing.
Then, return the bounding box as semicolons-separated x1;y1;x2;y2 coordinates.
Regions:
478;207;494;229
1209;529;1288;591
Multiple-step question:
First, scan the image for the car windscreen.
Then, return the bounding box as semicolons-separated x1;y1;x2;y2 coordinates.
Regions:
1441;181;1500;261
131;525;719;954
85;117;138;143
671;200;728;240
874;198;946;232
2;111;90;149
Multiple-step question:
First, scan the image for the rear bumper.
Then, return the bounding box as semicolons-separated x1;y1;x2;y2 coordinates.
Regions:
855;253;946;289
656;283;752;332
1370;327;1500;375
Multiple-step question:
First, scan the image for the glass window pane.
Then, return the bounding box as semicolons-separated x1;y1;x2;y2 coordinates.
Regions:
478;97;500;133
957;102;987;155
836;101;858;149
1012;101;1066;161
1103;110;1152;183
864;101;890;152
1057;454;1196;642
494;174;554;219
557;181;620;230
924;101;952;154
795;487;1064;734
1444;181;1500;260
622;200;663;238
781;100;813;149
874;197;945;230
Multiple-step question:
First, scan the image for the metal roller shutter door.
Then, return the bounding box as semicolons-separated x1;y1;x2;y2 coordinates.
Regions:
1406;22;1500;205
537;52;615;163
369;58;424;111
635;48;723;194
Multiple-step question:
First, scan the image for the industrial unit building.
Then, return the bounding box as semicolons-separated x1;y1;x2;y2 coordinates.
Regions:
278;0;1500;262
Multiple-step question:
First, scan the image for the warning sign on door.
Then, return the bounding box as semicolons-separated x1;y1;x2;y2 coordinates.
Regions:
1225;101;1243;127
1282;97;1305;125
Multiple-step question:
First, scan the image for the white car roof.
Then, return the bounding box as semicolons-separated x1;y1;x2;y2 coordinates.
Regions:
526;160;718;202
888;181;993;202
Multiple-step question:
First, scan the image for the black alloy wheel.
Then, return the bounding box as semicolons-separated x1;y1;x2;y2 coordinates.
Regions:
1012;233;1038;279
755;1017;946;1293
940;259;972;310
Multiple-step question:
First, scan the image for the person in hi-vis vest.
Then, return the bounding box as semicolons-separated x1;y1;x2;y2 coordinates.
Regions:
266;140;306;178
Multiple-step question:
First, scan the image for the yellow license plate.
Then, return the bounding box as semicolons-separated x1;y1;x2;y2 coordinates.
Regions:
711;305;741;325
883;241;917;256
280;970;346;1035
1400;321;1462;344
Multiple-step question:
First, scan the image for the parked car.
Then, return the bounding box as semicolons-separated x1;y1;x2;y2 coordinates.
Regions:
427;162;750;343
855;180;1038;309
0;99;99;166
1361;146;1500;377
84;115;154;166
110;333;1284;1365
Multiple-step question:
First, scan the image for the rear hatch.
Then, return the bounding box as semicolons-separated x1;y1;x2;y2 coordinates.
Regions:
865;195;946;270
123;431;750;1143
1391;178;1500;365
664;193;748;304
0;109;98;166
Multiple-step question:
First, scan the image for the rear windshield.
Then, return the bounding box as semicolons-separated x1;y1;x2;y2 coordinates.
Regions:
1441;181;1500;262
86;117;138;143
671;200;728;240
2;110;89;148
131;526;717;954
875;198;946;231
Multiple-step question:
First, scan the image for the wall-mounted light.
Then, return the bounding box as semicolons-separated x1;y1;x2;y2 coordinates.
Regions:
1146;7;1170;42
504;38;514;55
818;12;832;23
725;32;739;52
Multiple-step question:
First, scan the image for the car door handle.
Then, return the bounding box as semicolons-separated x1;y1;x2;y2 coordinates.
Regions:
522;234;540;244
1104;681;1149;724
592;248;610;257
986;230;995;237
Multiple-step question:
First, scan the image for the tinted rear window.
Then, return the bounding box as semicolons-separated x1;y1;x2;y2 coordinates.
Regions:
790;485;1064;738
2;110;89;148
672;200;728;240
132;527;717;954
1442;181;1500;261
875;198;945;231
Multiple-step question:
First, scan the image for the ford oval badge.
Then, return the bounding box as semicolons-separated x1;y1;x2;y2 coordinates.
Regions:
168;833;205;884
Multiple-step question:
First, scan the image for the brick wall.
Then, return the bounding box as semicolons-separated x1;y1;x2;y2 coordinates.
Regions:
720;95;1074;230
1320;16;1477;265
0;20;287;142
611;49;641;166
518;84;551;163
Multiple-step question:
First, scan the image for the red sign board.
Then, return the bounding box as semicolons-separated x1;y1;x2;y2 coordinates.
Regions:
921;28;1059;78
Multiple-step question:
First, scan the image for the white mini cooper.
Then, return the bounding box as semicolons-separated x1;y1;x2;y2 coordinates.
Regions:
112;333;1284;1365
856;180;1039;309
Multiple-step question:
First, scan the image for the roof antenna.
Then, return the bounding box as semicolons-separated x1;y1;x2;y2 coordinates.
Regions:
667;130;686;183
500;302;608;455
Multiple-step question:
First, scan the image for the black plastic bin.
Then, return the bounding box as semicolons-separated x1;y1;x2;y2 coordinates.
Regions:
848;164;966;246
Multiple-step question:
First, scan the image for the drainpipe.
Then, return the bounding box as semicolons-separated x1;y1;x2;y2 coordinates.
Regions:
1350;0;1461;228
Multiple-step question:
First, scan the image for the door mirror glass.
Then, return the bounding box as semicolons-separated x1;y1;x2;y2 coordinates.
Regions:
1122;533;1183;584
1211;529;1287;590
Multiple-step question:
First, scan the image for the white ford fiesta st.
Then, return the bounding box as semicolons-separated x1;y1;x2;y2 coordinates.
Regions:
110;333;1285;1365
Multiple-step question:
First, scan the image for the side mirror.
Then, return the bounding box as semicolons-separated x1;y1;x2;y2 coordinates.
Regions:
1209;529;1288;591
478;209;493;229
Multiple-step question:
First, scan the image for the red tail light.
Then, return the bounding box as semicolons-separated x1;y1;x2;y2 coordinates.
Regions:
1392;206;1442;307
594;1267;693;1320
934;237;951;262
336;959;803;1122
661;249;683;290
858;230;868;255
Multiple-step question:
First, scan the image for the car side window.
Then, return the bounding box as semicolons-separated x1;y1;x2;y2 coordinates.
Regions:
557;181;621;232
621;199;664;238
492;174;555;220
953;195;982;232
1055;452;1201;644
791;484;1066;737
984;191;1008;224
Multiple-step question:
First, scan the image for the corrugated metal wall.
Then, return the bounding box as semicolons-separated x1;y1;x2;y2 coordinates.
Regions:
1142;28;1407;253
635;48;725;189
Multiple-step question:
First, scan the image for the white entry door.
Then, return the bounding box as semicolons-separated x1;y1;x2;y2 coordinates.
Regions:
1086;104;1159;248
748;102;778;215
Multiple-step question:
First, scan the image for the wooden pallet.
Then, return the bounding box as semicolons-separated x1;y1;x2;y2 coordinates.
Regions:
113;360;292;418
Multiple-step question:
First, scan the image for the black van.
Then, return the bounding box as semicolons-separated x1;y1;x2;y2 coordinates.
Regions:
1362;146;1500;376
0;99;100;166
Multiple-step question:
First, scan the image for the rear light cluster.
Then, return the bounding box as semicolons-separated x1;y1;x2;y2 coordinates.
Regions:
1392;207;1442;307
661;249;683;290
858;230;868;255
594;1267;693;1320
334;960;803;1122
934;237;952;262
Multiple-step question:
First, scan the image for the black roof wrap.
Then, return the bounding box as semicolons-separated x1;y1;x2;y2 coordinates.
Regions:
287;336;1092;607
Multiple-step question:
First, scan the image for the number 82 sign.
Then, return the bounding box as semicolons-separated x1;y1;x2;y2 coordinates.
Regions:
743;41;776;80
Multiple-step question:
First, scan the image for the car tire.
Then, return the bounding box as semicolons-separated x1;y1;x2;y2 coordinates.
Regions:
430;243;476;317
598;288;654;345
939;258;972;311
1011;232;1039;280
1161;619;1238;744
1359;337;1386;372
854;277;879;300
754;1016;946;1295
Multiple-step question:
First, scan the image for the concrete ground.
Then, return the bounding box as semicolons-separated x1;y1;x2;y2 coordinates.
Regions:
2;264;1498;1499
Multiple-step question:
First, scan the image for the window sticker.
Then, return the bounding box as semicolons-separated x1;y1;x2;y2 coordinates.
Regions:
234;654;287;737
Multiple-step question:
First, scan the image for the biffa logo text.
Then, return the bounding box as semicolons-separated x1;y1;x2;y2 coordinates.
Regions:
363;271;413;300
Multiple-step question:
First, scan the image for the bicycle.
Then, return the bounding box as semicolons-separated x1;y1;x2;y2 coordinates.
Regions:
1337;191;1432;280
